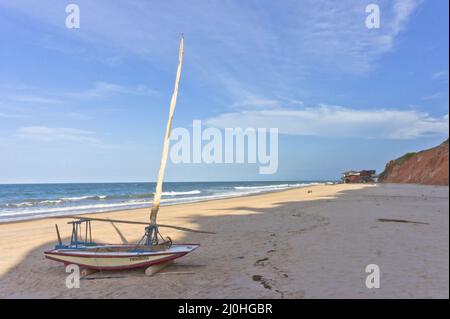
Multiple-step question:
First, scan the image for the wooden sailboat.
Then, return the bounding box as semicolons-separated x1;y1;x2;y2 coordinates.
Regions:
44;217;203;270
44;35;210;271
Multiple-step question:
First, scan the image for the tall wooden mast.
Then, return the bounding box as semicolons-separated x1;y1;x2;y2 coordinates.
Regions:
150;34;184;226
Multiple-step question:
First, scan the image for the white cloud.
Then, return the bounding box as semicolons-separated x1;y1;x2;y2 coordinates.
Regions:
224;85;305;111
0;0;427;136
2;93;62;104
0;103;28;119
205;105;449;139
391;0;421;34
0;112;25;119
0;0;422;81
232;94;280;109
432;71;449;81
15;126;136;150
285;99;304;106
422;92;445;100
87;82;126;96
66;82;157;99
0;82;157;107
296;0;422;72
17;126;100;144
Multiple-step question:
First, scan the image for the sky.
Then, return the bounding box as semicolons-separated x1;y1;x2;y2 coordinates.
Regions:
0;0;448;183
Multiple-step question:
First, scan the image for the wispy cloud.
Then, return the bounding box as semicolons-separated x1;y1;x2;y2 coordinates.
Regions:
0;107;27;119
1;92;62;105
66;82;157;99
0;103;29;119
0;81;157;107
16;126;135;150
391;0;421;34
296;0;422;73
0;112;24;119
0;0;423;102
205;105;449;139
17;126;100;144
422;92;446;100
230;90;281;110
229;91;307;110
432;70;449;81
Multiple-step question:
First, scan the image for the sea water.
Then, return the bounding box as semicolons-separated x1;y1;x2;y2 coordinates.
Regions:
0;181;334;222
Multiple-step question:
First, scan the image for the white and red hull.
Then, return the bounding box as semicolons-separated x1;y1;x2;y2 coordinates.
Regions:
45;244;199;270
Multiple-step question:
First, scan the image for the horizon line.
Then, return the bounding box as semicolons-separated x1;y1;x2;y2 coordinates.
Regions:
0;179;339;185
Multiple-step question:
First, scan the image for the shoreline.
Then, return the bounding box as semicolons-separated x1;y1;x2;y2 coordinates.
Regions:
0;182;335;225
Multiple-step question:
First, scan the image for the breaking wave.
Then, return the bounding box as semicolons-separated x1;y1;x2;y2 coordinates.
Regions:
0;181;332;222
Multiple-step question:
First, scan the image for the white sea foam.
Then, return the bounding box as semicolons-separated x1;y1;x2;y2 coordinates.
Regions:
0;182;328;223
234;184;290;190
162;190;201;196
0;200;153;218
5;195;108;208
61;195;108;201
39;199;64;205
6;202;33;207
233;183;318;192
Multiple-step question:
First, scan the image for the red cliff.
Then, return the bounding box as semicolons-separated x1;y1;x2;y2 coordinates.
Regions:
379;139;449;186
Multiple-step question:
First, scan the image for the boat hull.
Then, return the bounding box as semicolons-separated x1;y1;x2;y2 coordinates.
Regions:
44;244;199;270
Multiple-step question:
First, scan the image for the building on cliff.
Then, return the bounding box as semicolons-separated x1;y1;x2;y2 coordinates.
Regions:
341;170;377;184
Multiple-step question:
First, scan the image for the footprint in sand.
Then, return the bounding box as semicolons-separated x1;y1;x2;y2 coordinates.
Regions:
254;257;269;267
252;275;272;290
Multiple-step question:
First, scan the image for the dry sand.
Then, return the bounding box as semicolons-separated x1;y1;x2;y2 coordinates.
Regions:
0;183;448;298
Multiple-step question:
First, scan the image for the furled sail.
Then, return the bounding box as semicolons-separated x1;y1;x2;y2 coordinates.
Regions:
150;34;184;226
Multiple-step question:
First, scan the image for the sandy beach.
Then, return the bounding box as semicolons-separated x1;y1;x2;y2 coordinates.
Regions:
0;183;448;299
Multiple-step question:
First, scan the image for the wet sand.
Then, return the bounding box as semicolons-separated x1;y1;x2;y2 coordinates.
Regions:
0;183;448;298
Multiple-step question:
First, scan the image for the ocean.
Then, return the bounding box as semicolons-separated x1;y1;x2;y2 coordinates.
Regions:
0;181;334;223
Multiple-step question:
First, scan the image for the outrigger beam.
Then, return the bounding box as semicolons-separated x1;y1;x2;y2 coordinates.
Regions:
59;216;215;234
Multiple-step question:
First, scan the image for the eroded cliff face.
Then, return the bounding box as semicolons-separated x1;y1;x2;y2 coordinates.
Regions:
379;140;449;186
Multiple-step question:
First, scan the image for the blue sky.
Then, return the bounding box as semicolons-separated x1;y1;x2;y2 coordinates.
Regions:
0;0;448;183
